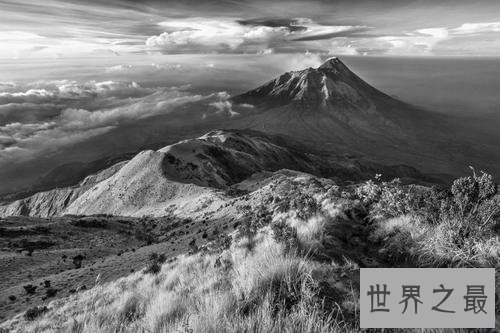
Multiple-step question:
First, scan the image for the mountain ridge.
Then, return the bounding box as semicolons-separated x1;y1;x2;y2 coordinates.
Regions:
0;129;434;218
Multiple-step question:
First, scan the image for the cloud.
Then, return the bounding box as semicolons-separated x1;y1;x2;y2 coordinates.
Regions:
329;26;451;56
57;89;205;131
208;92;240;117
290;18;369;42
0;79;216;164
329;38;363;55
237;18;308;33
452;22;500;35
146;18;289;53
280;51;323;70
146;17;368;54
104;63;185;75
0;80;153;106
0;103;63;125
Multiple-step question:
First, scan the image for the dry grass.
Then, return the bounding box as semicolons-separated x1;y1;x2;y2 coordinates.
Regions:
370;215;500;268
1;227;352;333
2;172;498;332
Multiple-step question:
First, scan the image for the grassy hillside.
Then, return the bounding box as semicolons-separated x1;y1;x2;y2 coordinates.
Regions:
1;171;498;332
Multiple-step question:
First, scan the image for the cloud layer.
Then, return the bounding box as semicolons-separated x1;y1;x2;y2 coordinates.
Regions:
0;80;219;164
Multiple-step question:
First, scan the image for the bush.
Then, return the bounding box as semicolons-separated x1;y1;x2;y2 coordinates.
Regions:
24;306;48;321
144;252;167;275
290;193;319;220
357;178;415;217
72;254;84;269
214;233;232;252
361;170;499;242
134;230;155;245
188;238;198;254
45;288;58;298
442;170;499;242
368;170;500;267
236;205;273;245
23;284;37;295
406;170;499;243
225;187;249;197
271;221;299;253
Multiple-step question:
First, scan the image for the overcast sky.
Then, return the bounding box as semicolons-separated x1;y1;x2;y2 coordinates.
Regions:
2;0;500;59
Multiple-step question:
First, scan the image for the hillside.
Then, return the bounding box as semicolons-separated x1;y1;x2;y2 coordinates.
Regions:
1;168;498;332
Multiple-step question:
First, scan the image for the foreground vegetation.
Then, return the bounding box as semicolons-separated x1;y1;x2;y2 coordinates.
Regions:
1;170;498;332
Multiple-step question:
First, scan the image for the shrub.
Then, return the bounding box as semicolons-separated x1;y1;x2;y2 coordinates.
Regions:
45;288;58;298
134;229;155;245
225;187;249;197
214;233;232;252
403;170;499;242
24;306;48;321
357;178;415;218
290;193;319;220
72;254;84;269
443;170;499;242
23;284;37;295
271;221;299;253
354;176;382;206
188;238;198;254
362;170;499;242
144;252;167;275
236;205;273;248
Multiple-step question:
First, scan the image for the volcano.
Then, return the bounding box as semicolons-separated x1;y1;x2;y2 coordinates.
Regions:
229;57;465;177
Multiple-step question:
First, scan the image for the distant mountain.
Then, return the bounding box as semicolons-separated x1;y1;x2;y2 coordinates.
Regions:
0;130;432;217
229;57;467;177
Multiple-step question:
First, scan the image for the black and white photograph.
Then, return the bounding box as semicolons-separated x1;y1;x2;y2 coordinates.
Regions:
0;0;498;331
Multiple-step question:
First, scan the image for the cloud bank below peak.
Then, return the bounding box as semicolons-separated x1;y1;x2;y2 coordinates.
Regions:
0;79;229;165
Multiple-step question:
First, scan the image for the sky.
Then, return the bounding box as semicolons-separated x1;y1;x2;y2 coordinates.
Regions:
1;0;500;193
2;0;500;59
